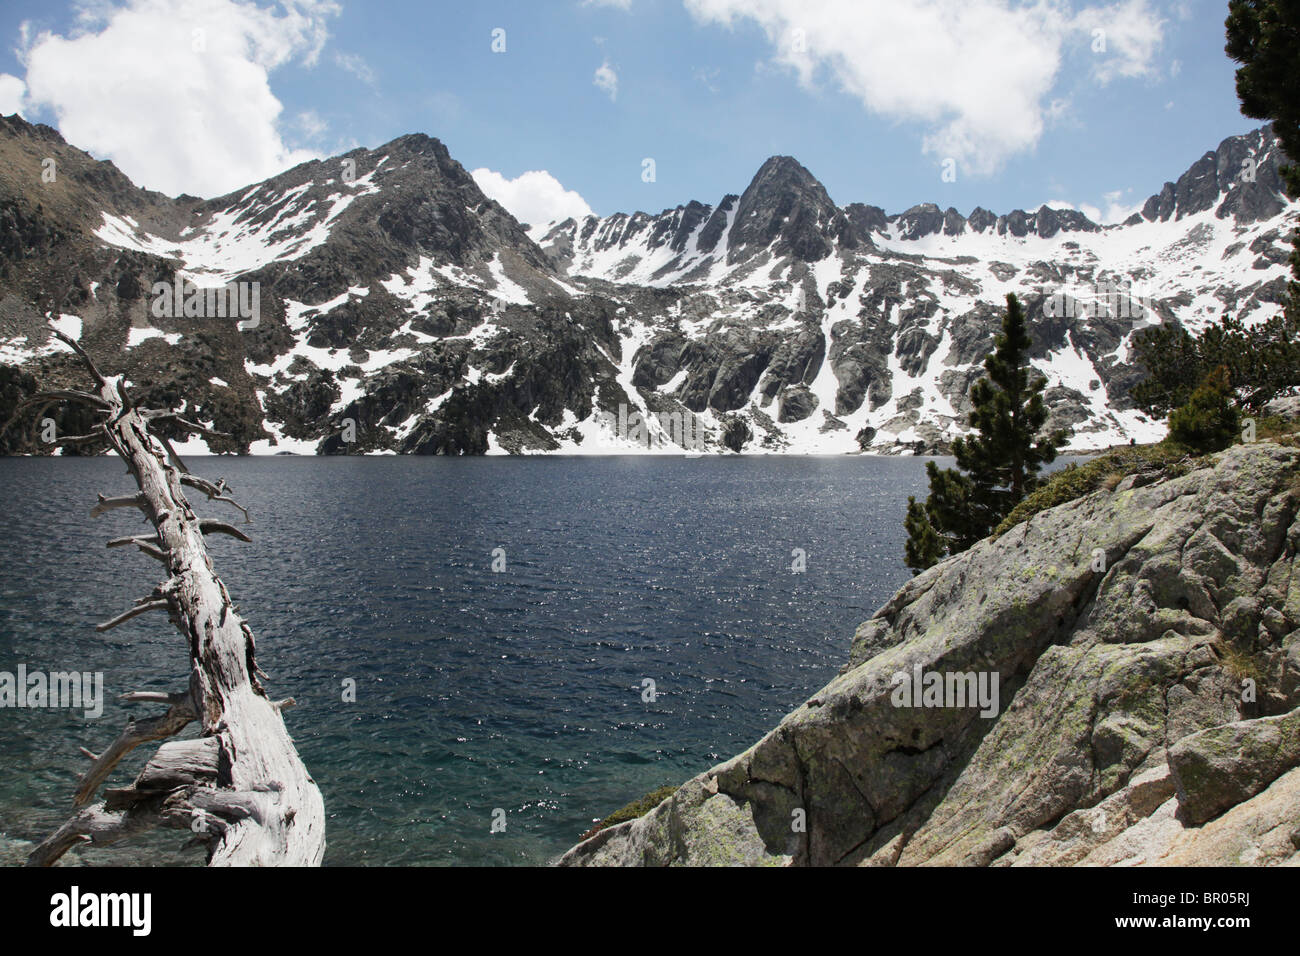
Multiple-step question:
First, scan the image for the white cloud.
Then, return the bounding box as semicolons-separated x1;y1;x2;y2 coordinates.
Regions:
694;65;721;92
19;0;340;198
594;58;619;101
294;108;327;141
1045;97;1071;125
1052;189;1139;225
582;0;634;9
472;167;594;234
1099;188;1141;223
1043;198;1104;223
334;50;375;86
1074;0;1165;85
0;74;25;115
683;0;1165;176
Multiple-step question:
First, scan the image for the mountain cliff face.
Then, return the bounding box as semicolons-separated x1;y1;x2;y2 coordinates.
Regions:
0;115;1295;455
559;439;1300;866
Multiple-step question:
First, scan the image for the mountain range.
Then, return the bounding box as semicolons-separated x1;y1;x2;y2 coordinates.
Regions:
0;113;1294;455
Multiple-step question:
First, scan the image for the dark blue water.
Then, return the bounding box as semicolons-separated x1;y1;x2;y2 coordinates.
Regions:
0;455;928;865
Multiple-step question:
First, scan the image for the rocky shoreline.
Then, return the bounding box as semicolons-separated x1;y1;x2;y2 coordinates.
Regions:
560;439;1300;866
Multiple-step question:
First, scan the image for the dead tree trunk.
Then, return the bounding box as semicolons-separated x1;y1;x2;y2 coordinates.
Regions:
23;328;325;866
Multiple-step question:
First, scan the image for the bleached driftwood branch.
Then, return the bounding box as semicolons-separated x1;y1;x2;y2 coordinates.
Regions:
26;326;325;867
91;492;147;517
179;473;251;523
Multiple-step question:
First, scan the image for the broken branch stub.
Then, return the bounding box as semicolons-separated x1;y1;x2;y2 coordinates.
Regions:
26;327;325;867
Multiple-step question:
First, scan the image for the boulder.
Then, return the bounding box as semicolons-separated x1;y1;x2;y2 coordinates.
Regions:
1167;707;1300;824
1264;395;1300;420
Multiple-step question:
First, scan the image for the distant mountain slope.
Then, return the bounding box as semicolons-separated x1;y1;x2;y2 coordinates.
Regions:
0;115;1294;455
534;125;1294;452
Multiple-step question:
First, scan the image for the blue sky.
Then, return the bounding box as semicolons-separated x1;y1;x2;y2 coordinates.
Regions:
0;0;1264;226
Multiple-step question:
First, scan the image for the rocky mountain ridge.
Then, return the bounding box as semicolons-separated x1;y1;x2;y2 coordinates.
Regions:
0;115;1295;456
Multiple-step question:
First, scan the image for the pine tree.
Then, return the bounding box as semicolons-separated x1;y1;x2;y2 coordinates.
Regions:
1226;0;1300;337
903;496;944;571
904;293;1067;573
1136;5;1300;427
1168;365;1240;453
1227;0;1300;197
1132;309;1300;416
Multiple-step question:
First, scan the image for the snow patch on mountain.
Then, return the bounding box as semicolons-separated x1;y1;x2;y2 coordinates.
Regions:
93;160;387;284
